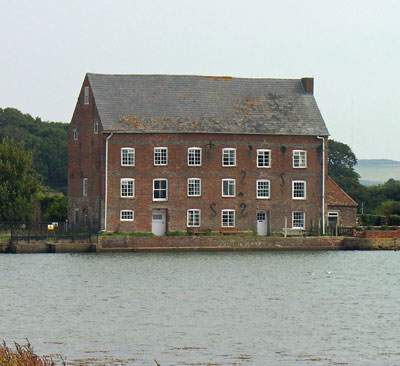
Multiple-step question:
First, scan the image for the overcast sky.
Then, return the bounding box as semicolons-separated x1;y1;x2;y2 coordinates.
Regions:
1;0;399;160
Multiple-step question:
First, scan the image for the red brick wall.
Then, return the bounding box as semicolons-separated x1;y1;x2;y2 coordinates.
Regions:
68;76;105;230
354;230;400;238
104;133;325;233
328;205;357;227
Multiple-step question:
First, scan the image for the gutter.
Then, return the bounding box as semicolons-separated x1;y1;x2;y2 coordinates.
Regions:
317;136;325;234
101;132;113;232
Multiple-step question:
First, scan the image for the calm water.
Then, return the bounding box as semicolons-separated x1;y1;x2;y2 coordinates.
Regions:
1;251;400;365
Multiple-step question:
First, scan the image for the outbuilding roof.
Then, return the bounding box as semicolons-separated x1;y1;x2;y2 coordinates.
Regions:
87;73;329;136
327;177;358;207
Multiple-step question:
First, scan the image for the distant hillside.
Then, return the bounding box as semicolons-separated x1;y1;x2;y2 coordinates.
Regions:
356;159;400;185
0;108;68;193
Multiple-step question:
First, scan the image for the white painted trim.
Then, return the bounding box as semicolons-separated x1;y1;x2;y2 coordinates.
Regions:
256;179;270;199
293;150;307;168
153;178;168;201
187;147;202;166
154;147;168;166
222;178;236;197
292;180;306;200
187;178;201;197
222;148;237;167
120;178;135;198
221;209;235;227
256;149;271;168
187;209;201;227
120;210;134;221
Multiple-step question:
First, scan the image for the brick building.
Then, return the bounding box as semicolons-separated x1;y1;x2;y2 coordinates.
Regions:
68;73;332;235
327;177;358;228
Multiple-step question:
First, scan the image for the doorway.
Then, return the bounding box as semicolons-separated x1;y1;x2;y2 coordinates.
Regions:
328;211;339;228
152;209;167;236
257;211;268;236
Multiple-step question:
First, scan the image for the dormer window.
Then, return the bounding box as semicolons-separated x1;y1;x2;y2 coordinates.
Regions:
84;86;89;105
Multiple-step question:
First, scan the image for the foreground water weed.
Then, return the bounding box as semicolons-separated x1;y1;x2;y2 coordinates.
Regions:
0;341;65;366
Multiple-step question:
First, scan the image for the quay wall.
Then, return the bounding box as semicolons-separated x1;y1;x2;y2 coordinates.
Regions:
2;236;400;253
97;236;344;251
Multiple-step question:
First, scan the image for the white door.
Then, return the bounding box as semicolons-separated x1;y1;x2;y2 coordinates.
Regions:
257;211;268;236
152;209;166;236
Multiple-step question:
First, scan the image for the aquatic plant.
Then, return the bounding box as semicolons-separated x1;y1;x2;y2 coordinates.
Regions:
0;340;65;366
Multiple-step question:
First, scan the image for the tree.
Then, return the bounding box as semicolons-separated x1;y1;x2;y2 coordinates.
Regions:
0;108;68;193
41;195;67;222
372;200;400;216
328;139;368;209
328;139;359;182
0;138;41;221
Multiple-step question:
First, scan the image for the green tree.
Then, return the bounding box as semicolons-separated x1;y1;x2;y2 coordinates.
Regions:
328;139;360;182
42;195;67;222
372;200;400;216
0;107;68;193
0;138;41;221
328;139;368;209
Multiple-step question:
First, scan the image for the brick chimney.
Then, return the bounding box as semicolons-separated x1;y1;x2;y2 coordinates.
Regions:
301;77;314;94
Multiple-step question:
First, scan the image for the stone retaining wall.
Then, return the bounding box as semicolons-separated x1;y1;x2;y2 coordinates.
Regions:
8;239;92;254
2;236;400;253
97;236;344;251
342;237;400;250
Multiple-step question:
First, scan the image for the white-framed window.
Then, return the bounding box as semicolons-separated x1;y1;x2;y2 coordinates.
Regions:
292;211;305;229
187;209;201;227
154;147;168;166
121;148;135;166
73;128;78;141
120;210;134;221
153;178;168;201
221;209;235;227
292;180;306;199
257;149;271;168
187;178;201;197
93;120;99;134
84;86;89;105
222;148;236;167
120;178;135;198
293;150;307;168
188;147;202;166
222;179;236;197
256;179;270;199
83;178;88;197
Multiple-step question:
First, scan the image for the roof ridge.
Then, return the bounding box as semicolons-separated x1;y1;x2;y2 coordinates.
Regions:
87;72;305;82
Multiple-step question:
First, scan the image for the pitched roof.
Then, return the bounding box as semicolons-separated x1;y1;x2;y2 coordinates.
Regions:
87;73;329;136
327;177;358;207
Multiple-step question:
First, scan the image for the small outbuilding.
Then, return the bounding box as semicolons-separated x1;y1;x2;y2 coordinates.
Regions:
327;177;358;228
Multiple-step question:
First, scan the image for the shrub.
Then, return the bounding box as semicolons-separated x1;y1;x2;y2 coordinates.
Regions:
388;215;400;226
165;231;187;236
359;214;382;226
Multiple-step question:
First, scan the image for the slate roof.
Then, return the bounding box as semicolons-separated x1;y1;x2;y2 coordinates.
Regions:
87;73;329;136
327;177;358;207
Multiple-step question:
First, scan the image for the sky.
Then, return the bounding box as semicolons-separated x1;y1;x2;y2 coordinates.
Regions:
1;0;399;160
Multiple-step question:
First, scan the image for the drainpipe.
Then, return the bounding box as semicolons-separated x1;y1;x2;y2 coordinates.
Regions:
317;136;325;235
101;132;113;232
